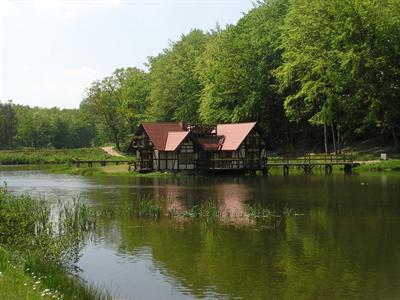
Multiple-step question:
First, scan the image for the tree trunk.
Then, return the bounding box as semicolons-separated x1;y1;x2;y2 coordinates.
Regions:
336;123;341;154
393;127;399;148
331;123;337;154
324;122;328;154
111;126;120;151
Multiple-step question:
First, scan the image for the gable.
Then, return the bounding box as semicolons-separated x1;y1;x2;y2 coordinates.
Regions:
216;122;257;151
164;132;190;151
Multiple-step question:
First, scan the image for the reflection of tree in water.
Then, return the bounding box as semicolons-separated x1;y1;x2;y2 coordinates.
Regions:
84;175;400;299
92;209;400;299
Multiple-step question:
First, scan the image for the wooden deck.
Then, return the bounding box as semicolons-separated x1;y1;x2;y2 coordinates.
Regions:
74;153;359;175
267;154;358;174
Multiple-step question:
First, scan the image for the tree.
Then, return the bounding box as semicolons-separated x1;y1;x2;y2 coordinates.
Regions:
119;67;150;133
0;101;17;149
81;73;126;151
197;0;289;142
147;29;210;122
276;0;400;151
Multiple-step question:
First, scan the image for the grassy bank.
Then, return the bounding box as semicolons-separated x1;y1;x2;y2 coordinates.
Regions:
356;160;400;172
0;187;109;299
0;247;54;299
0;148;127;165
49;160;400;178
49;164;181;178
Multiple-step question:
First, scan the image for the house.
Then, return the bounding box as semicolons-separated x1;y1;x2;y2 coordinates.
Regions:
127;121;268;172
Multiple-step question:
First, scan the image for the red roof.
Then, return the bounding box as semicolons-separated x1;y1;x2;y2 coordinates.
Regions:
139;121;258;152
217;122;257;151
165;132;190;151
141;122;185;151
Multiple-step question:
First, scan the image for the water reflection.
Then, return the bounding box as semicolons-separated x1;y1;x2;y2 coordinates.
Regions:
1;168;400;299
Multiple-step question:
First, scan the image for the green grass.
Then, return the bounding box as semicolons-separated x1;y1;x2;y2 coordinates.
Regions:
0;187;110;299
356;159;400;172
24;257;112;300
0;247;55;300
0;148;128;165
49;164;181;178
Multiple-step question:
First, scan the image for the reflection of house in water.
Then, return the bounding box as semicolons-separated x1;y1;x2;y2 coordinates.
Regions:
145;179;252;223
216;183;250;219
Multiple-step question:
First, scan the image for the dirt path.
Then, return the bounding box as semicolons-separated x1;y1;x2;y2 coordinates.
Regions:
102;146;124;157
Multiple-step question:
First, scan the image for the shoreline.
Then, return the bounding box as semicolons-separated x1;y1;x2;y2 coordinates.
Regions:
1;158;400;177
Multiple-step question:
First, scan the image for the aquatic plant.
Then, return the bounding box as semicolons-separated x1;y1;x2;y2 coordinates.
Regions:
245;203;276;219
179;200;221;220
136;198;162;219
244;203;301;230
0;186;107;299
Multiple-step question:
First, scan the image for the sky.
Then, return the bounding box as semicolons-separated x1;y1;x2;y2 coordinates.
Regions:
0;0;254;109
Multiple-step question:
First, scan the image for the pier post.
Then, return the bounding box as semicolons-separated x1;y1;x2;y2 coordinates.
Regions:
325;164;333;174
304;164;312;174
344;164;352;174
283;165;289;175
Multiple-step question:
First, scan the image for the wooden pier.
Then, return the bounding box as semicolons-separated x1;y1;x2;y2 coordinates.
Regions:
266;153;359;175
71;160;131;167
72;154;358;175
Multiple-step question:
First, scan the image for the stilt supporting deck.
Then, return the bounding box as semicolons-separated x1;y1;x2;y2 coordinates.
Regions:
283;165;289;175
325;164;333;174
344;163;353;174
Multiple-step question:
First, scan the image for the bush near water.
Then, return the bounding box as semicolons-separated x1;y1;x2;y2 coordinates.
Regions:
0;186;110;299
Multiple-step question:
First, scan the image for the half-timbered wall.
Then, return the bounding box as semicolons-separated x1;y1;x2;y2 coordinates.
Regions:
178;139;195;170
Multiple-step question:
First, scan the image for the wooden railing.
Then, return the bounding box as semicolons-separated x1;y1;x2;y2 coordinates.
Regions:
267;153;354;165
129;159;152;171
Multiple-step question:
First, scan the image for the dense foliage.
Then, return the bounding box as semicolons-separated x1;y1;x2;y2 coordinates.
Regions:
0;101;96;149
2;0;399;152
276;0;400;151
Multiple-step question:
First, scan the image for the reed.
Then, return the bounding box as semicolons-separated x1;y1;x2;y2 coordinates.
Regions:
178;200;221;220
0;186;107;299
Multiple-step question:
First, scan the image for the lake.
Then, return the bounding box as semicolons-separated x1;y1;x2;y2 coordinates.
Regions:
1;167;400;299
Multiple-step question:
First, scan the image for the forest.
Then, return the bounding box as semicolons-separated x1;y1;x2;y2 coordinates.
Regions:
1;0;399;152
